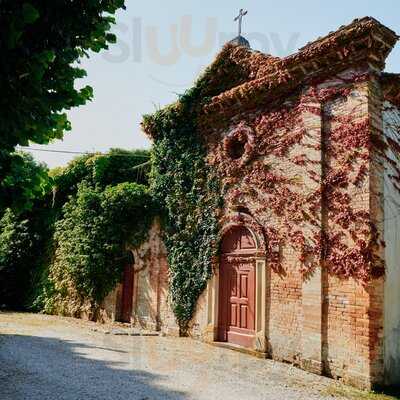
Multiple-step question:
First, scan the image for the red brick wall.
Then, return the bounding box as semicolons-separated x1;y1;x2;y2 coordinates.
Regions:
199;67;387;388
268;250;303;362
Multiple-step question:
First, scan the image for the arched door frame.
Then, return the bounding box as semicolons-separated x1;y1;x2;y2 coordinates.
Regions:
204;212;268;353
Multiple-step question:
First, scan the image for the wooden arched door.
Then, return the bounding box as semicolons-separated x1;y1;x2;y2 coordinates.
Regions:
119;252;135;323
218;226;256;348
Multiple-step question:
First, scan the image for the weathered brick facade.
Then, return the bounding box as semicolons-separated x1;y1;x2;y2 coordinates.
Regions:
104;18;400;390
101;220;179;336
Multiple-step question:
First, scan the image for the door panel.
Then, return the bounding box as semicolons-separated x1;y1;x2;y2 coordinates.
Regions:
231;270;237;296
231;304;237;326
240;230;256;249
241;274;248;297
240;305;248;328
218;226;256;348
120;264;134;323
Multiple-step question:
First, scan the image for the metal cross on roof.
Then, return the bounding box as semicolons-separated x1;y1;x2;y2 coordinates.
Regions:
234;9;248;37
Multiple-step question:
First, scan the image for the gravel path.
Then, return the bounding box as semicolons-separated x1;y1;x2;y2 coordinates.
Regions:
0;312;347;400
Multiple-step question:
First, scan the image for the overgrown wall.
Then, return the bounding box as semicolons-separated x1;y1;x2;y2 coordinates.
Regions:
190;68;388;388
101;220;178;335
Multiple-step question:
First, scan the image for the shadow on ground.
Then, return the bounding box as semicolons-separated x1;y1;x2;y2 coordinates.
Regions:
0;333;188;400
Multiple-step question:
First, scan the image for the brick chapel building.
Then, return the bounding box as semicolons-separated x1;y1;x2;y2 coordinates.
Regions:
102;17;400;389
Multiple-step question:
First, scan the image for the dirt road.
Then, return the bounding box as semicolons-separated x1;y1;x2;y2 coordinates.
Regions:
0;312;381;400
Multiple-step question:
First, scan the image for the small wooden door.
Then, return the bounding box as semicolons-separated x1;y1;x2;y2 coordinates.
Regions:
120;256;135;323
218;226;256;348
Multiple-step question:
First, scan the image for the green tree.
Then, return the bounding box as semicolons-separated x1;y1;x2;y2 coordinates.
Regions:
0;209;32;307
0;152;50;212
0;0;125;210
51;149;151;207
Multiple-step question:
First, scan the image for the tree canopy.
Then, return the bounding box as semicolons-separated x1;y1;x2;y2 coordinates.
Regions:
0;0;126;211
0;152;50;212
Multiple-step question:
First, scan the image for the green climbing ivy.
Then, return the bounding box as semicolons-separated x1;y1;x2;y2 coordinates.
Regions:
0;149;156;315
46;181;154;316
142;57;238;330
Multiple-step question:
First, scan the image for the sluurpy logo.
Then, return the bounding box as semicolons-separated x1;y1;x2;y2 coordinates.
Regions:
103;15;301;87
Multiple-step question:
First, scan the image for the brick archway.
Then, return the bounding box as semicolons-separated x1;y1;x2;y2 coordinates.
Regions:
219;212;267;256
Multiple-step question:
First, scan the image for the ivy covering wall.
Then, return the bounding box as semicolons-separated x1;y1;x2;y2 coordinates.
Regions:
143;96;222;331
0;149;155;316
141;48;248;328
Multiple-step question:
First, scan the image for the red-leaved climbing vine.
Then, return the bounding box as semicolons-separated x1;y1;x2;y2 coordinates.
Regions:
206;69;400;281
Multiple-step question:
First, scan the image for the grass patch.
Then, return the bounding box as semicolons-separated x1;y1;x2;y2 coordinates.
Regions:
324;384;400;400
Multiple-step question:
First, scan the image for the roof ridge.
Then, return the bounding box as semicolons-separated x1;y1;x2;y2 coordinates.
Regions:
201;17;398;120
296;16;398;53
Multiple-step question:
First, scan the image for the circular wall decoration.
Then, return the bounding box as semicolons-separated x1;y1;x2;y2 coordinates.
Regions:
227;136;246;159
223;123;255;166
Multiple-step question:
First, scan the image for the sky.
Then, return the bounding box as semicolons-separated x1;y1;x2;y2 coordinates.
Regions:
27;0;400;168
